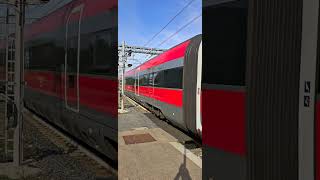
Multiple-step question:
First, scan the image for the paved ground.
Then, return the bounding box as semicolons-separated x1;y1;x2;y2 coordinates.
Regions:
118;96;202;180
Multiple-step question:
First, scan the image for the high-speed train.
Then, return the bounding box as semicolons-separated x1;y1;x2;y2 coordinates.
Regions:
124;34;202;137
22;0;118;162
203;0;320;180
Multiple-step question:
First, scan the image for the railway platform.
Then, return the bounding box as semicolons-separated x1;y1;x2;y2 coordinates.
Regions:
119;96;202;180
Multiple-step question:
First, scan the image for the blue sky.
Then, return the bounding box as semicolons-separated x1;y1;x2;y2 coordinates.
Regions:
119;0;202;69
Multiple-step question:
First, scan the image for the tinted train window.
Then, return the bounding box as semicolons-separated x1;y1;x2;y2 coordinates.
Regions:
29;43;62;71
154;71;165;87
203;1;248;86
66;38;78;73
149;73;154;85
139;74;149;86
66;15;80;74
163;67;183;88
126;77;135;85
154;67;183;89
80;29;117;76
79;34;92;73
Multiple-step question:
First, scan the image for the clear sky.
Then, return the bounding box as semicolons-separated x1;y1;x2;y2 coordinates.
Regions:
119;0;202;69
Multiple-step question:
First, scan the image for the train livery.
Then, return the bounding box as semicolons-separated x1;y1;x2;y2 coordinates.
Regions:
124;35;202;137
202;1;247;179
203;0;320;180
23;0;118;161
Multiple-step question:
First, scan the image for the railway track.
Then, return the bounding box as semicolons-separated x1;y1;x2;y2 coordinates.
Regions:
23;109;117;179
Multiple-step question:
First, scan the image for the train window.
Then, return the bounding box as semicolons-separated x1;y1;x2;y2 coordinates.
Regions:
94;33;111;66
79;34;93;73
149;73;154;86
202;1;248;86
154;71;165;87
145;74;150;86
153;67;183;89
163;67;183;89
66;38;78;73
126;77;135;85
80;29;117;77
66;16;80;74
139;74;149;86
29;43;61;71
139;75;143;86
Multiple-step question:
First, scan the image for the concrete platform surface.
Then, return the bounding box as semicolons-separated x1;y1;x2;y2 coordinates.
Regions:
119;97;202;180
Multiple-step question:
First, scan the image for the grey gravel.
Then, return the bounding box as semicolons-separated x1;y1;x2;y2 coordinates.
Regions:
21;115;115;180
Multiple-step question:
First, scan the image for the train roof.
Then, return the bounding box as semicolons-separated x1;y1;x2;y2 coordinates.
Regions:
125;34;201;76
25;0;117;41
2;0;117;44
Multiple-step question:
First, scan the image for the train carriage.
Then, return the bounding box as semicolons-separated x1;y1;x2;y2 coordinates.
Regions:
202;1;247;179
23;0;118;162
124;34;202;137
203;0;320;179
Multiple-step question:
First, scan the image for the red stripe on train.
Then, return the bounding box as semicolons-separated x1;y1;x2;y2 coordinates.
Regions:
125;85;183;108
125;40;189;76
202;88;246;156
25;70;117;118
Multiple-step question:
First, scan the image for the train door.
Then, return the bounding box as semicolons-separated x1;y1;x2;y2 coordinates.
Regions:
312;0;320;179
136;68;140;96
134;70;137;94
203;1;247;179
196;42;202;134
182;35;202;135
151;68;155;96
147;68;154;96
64;5;84;112
300;0;319;179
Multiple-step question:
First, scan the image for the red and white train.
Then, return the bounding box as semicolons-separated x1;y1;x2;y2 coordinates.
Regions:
124;35;202;137
203;0;320;180
19;0;117;162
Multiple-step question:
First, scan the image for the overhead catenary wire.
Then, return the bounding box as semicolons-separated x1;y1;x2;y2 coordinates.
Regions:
156;14;201;48
142;0;196;47
143;13;202;62
123;0;201;70
135;0;201;66
139;0;197;63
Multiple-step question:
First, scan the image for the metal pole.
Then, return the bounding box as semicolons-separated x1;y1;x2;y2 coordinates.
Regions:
13;0;24;166
121;41;125;111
